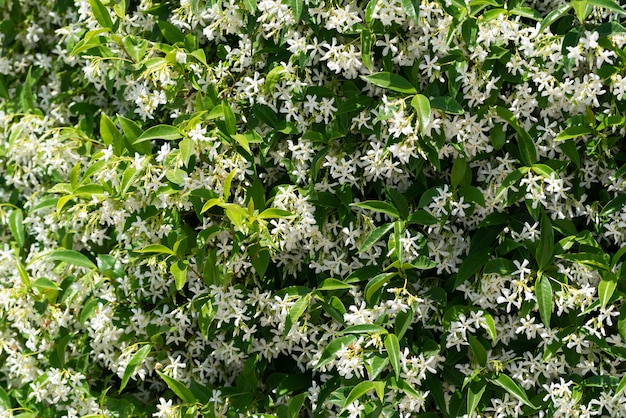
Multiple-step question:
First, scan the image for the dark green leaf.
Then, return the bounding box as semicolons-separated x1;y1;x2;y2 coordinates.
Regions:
157;370;196;403
120;344;151;392
491;374;537;409
361;72;417;94
359;222;394;254
352;200;399;218
384;333;401;380
536;274;552;327
316;335;357;369
89;0;114;30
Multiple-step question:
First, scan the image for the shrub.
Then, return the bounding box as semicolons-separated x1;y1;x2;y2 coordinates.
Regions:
1;0;626;416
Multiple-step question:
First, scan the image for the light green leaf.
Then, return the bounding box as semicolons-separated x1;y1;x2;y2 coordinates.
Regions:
491;374;537;409
316;335;357;369
179;137;194;167
318;278;353;291
359;222;394;254
285;293;311;335
385;333;401;380
411;94;431;135
156;370;196;403
258;208;295;219
536;274;553;327
402;0;420;22
341;324;388;335
120;344;151;392
554;126;593;141
343;381;386;408
536;3;571;35
361;72;417;94
48;249;97;269
467;379;487;418
135;125;181;144
89;0;114;30
365;272;396;305
134;244;177;256
351;200;400;218
9;209;25;248
588;0;626;13
171;260;188;291
599;278;617;308
613;373;626;401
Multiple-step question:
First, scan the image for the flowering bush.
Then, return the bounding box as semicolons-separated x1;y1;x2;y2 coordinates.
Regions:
2;0;626;416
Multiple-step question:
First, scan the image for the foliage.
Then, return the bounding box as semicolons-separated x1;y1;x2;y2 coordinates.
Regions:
1;0;626;416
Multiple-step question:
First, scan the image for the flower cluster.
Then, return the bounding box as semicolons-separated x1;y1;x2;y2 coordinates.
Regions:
1;0;626;417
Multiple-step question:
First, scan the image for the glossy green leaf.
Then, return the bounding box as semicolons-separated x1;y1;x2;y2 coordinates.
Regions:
536;274;552;327
341;324;388;335
385;333;401;380
411;94;431;135
134;244;177;256
536;3;571;35
258;208;295;219
599;278;617;308
9;209;25;248
402;0;420;22
467;379;487;418
48;249;96;269
351;200;399;218
89;0;114;30
344;381;386;408
365;273;396;305
588;0;625;14
361;29;373;72
554;126;593;141
156;370;196;403
491;374;537;409
171;260;188;291
359;222;394;254
316;335;357;369
135;125;181;144
407;210;438;225
361;72;417;94
468;335;487;367
430;96;464;114
451;157;468;188
394;308;413;339
318;278;353;291
179;137;194;167
120;344;151;392
496;106;536;165
537;211;554;269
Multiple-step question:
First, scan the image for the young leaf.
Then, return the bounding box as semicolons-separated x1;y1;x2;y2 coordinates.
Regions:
48;249;97;269
351;200;399;218
359;222;394;254
156;370;196;403
535;274;552;327
135;125;181;144
285;293;311;335
361;72;417;94
171;260;188;291
89;0;114;30
134;244;177;256
467;379;487;418
120;344;151;392
384;333;401;380
8;209;25;248
491;374;537;409
316;335;357;369
411;94;431;135
258;208;295;219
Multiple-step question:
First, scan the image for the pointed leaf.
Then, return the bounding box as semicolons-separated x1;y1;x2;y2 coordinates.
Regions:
344;381;384;408
135;125;181;144
402;0;420;22
411;94;431;135
89;0;114;30
536;274;552;327
599;278;617;308
468;379;487;418
48;249;96;269
536;3;572;35
134;244;176;256
385;333;401;380
359;222;394;254
351;200;399;218
156;370;196;403
171;260;188;291
491;374;537;409
361;72;417;94
9;209;25;248
588;0;625;14
120;344;151;392
316;335;357;369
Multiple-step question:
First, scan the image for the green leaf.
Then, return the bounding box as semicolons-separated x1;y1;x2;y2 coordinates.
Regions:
601;194;626;217
286;294;311;335
402;0;420;22
483;313;497;343
171;260;188;291
496;106;536;165
32;277;60;292
9;209;25;248
394;308;413;339
351;200;399;218
156;370;196;403
179;137;194;167
289;0;304;21
365;273;397;304
359;222;394;254
491;374;537;409
258;208;295;219
361;29;373;72
318;278;353;291
89;0;114;30
361;72;417;94
430;96;464;114
157;20;185;44
599;278;617;308
411;94;431;135
455;249;489;288
536;3;571;35
407;210;438;225
468;335;487;367
613;374;626;401
451;157;468;188
120;344;151;392
316;335;357;369
536;274;552;327
222;102;237;136
48;249;96;269
135;125;181;144
554;126;593;141
341;324;388;335
467;379;487;418
135;244;177;256
588;0;626;13
384;333;401;380
100;112;123;155
344;381;385;408
536;211;554;269
288;392;307;418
